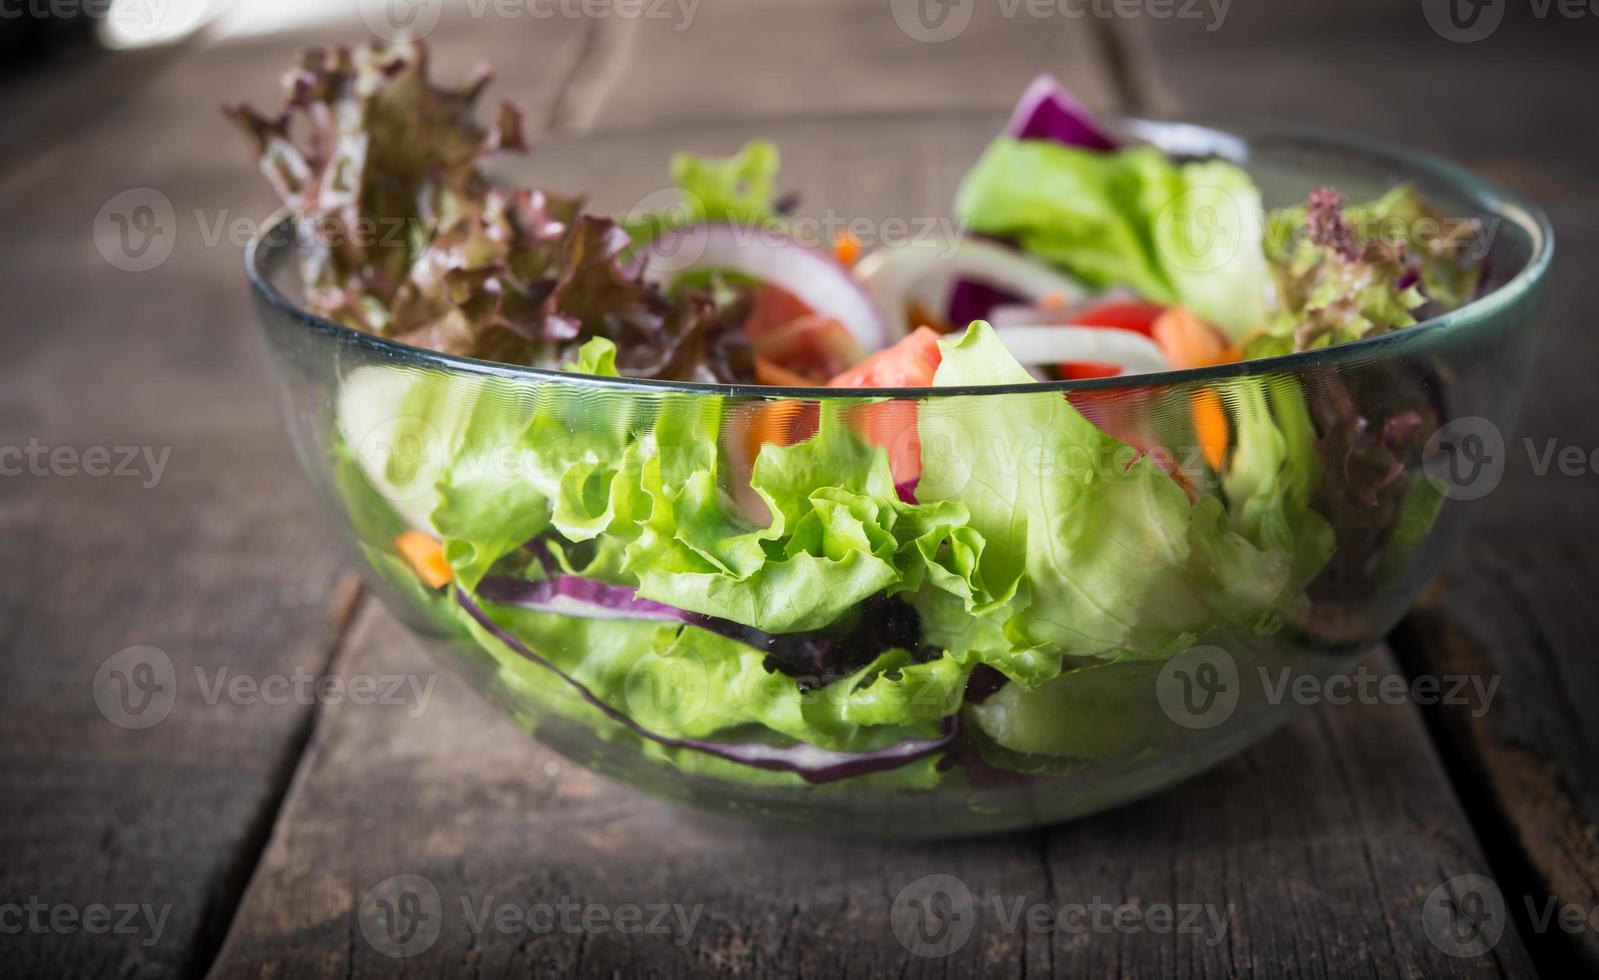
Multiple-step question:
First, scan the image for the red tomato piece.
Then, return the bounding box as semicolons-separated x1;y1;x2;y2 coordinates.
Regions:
828;327;943;483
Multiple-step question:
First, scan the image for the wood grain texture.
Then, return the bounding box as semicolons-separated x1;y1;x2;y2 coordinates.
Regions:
0;13;585;980
1135;2;1599;972
209;612;1535;979
568;0;1128;132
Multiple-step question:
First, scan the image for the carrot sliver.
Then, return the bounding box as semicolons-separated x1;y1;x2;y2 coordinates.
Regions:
833;232;862;267
1153;306;1231;369
1191;389;1230;471
739;401;806;464
395;531;452;589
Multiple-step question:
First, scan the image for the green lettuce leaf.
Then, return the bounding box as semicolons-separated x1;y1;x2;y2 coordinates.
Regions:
627;402;935;632
1222;378;1336;591
467;604;958;749
915;323;1293;673
953;139;1267;337
672;139;781;226
627;140;783;245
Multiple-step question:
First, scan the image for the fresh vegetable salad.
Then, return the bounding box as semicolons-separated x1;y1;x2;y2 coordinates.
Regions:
233;41;1486;789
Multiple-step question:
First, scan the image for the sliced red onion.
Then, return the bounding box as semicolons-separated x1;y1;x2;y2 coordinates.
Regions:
475;570;914;684
939;80;1115;338
992;325;1170;376
1007;73;1118;151
948;280;1023;329
455;586;959;783
637;224;888;349
476;574;690;623
854;238;1087;338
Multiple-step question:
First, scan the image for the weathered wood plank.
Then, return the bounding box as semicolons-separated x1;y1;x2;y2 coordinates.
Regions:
1136;2;1599;972
0;13;587;979
570;0;1128;132
208;611;1535;978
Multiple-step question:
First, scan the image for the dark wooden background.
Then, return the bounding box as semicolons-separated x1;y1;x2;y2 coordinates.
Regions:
2;1;1594;977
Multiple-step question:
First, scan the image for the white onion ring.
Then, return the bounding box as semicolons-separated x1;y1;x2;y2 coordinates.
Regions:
853;237;1087;338
636;224;888;349
992;325;1171;376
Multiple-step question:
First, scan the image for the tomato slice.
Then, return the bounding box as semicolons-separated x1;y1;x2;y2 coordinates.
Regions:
827;326;943;390
744;286;865;382
1058;361;1121;381
1071;300;1166;335
744;285;815;338
1056;300;1167;379
828;327;943;484
750;315;864;381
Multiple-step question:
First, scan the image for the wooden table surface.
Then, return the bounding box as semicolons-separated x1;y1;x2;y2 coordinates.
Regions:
2;2;1594;977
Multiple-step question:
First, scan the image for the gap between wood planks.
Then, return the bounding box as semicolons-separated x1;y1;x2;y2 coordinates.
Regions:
1391;606;1597;977
179;574;369;980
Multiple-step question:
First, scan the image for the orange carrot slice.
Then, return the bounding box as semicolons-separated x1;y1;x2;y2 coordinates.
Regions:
395;531;452;589
1152;306;1232;369
833;231;862;267
1190;389;1230;471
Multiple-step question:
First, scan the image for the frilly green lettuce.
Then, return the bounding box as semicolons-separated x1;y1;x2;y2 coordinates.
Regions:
953;139;1268;338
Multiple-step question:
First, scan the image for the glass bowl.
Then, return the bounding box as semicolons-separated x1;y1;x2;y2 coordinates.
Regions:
246;112;1551;837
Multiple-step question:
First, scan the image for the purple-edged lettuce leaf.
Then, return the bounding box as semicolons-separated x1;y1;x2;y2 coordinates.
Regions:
1253;185;1484;356
1302;366;1440;599
226;39;752;382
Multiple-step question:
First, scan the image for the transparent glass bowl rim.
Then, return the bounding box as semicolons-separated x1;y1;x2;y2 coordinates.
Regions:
245;109;1555;400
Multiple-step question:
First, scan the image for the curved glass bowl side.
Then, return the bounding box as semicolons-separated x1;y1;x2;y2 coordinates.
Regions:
245;115;1551;835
